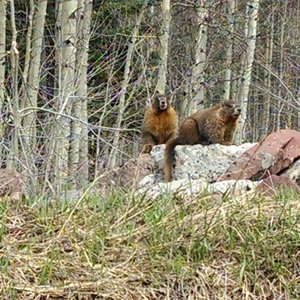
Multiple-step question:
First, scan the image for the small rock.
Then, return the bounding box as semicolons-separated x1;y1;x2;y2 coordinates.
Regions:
258;174;300;196
283;159;300;186
137;178;259;198
97;153;155;190
0;168;24;201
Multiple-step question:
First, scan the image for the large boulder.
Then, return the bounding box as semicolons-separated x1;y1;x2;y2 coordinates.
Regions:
149;143;255;183
220;129;300;182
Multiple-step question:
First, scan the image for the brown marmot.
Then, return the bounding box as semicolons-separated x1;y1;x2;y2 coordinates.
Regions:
164;101;241;181
141;94;178;153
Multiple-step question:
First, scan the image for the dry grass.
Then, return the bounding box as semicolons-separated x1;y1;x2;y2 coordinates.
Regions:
0;187;300;299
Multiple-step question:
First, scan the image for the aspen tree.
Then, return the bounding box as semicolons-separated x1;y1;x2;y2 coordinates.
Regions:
23;0;48;149
155;0;171;95
69;0;92;185
7;0;20;170
54;0;78;191
235;0;260;144
190;0;207;112
276;1;287;130
223;0;235;101
261;8;274;138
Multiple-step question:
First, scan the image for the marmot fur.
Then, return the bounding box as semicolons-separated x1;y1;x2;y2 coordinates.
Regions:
142;94;178;153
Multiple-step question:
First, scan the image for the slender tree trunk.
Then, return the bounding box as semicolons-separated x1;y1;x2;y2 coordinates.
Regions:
235;0;260;144
22;0;34;89
187;0;208;114
252;66;259;141
155;0;170;95
231;70;238;103
261;9;274;138
0;0;7;161
223;0;235;101
233;4;249;104
7;0;20;170
276;1;287;130
43;0;62;194
180;0;208;116
20;0;48;195
54;0;78;191
69;0;92;186
107;0;148;168
23;0;47;148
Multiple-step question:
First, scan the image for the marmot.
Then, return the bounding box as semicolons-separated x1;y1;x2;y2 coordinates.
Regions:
141;94;178;153
164;101;241;182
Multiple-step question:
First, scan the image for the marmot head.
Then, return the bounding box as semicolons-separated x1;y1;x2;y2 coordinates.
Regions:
219;101;241;120
153;94;169;111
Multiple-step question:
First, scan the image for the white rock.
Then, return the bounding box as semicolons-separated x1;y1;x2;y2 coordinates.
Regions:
137;178;259;198
148;143;256;183
211;180;259;194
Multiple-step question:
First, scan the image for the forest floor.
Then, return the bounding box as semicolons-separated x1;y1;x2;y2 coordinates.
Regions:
1;187;300;299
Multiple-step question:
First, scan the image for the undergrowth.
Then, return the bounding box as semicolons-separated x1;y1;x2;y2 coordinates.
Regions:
0;188;299;299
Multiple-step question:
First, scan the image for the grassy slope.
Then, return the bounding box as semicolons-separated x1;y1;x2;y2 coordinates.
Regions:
0;188;299;299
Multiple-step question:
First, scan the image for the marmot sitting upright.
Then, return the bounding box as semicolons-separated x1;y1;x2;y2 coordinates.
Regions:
164;101;241;182
141;94;178;153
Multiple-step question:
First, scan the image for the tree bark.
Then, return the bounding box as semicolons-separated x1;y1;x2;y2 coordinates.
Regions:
223;0;235;101
69;0;92;186
54;0;78;191
261;8;274;138
23;0;48;149
7;0;20;170
276;1;287;130
190;0;208;112
155;0;171;95
235;0;260;144
22;0;34;87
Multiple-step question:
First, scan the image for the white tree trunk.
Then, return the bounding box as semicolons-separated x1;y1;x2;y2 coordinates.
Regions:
155;0;171;95
107;1;148;168
190;0;208;112
69;0;92;185
232;4;249;104
23;0;48;148
223;0;235;101
22;0;34;87
235;0;260;144
7;0;20;170
54;0;78;191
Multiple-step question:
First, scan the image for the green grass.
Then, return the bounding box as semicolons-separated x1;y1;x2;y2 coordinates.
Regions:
0;187;299;299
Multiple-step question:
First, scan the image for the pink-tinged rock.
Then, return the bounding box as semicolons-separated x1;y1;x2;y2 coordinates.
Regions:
219;129;300;181
258;174;300;196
